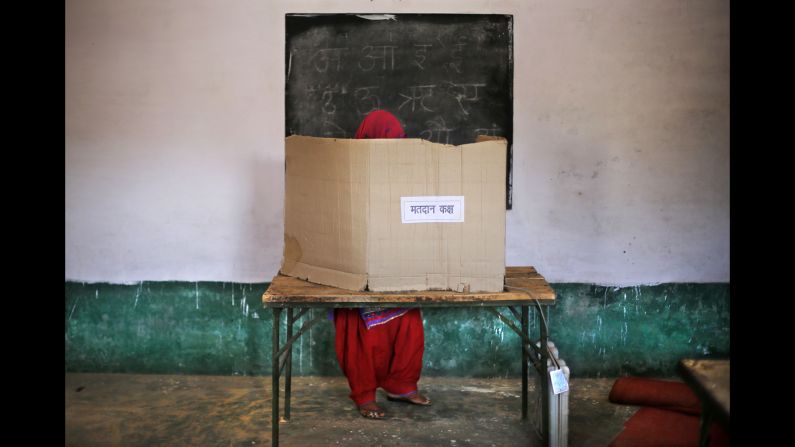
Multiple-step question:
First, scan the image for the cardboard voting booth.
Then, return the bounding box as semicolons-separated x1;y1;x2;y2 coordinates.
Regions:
281;135;506;292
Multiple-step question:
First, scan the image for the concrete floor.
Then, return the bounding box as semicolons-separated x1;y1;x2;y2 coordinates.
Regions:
65;373;640;446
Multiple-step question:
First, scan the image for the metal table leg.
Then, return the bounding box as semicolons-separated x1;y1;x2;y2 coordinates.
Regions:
271;307;282;447
521;305;529;420
485;306;542;422
539;306;550;447
268;307;326;445
285;308;293;421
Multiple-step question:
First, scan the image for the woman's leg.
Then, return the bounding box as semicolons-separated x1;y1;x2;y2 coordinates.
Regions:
334;308;379;406
381;308;425;397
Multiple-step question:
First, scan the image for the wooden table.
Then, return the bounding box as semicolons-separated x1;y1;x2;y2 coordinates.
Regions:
262;266;557;447
677;359;730;446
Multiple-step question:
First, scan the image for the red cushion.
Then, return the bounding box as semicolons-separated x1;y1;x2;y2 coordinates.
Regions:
609;407;700;447
609;407;729;447
609;376;702;415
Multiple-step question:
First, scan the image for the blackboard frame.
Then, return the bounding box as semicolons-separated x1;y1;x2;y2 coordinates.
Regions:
285;13;513;209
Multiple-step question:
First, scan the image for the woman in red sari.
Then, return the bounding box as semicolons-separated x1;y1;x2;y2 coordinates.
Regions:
334;110;432;419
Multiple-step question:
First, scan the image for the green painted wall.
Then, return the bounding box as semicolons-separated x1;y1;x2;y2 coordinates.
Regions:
65;282;729;377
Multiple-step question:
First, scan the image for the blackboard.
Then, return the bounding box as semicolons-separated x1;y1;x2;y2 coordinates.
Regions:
285;14;514;209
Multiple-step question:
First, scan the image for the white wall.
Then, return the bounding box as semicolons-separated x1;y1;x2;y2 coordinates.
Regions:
65;0;729;285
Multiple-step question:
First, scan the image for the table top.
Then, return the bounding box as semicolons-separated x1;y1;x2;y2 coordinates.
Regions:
262;266;555;308
677;358;730;427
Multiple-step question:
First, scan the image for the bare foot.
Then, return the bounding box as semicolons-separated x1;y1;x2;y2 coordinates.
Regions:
358;401;386;419
386;391;431;406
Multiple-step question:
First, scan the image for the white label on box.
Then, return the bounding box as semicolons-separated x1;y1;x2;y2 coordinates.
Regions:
401;196;464;223
550;369;569;395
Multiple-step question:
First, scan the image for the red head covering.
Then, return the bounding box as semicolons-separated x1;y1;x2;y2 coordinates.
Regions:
354;110;406;139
